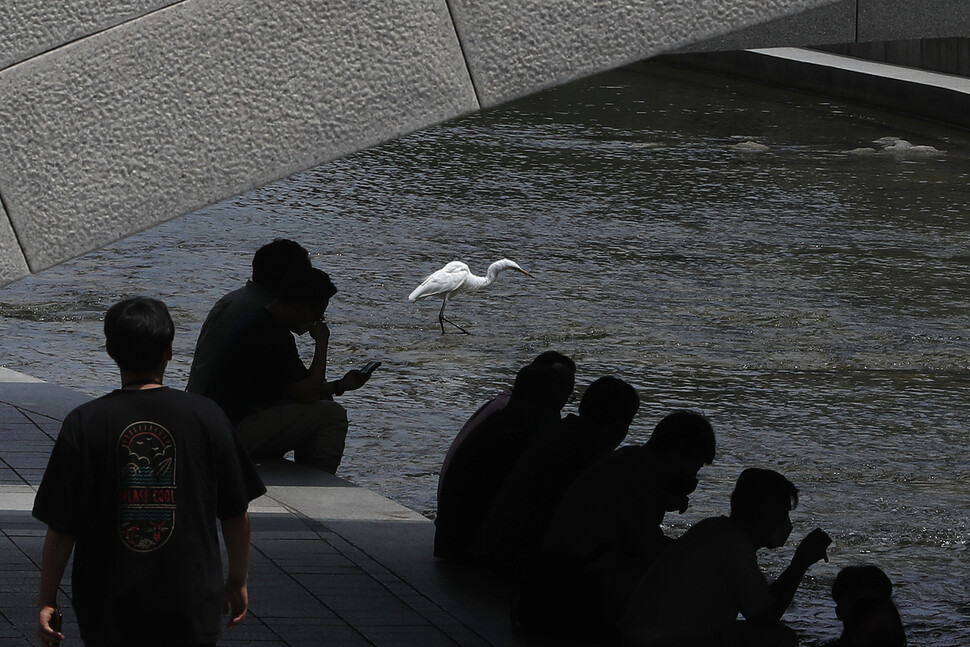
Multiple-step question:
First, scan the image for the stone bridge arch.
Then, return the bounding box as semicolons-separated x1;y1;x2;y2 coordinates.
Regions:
1;0;967;285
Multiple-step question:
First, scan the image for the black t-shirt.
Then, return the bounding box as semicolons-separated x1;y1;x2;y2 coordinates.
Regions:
33;387;266;647
204;308;309;425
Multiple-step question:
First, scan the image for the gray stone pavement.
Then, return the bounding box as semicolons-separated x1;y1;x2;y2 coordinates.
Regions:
0;368;570;647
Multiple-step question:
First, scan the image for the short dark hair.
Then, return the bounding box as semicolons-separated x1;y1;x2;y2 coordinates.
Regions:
578;376;639;427
104;297;175;372
730;468;798;524
510;362;572;413
252;239;311;295
833;565;893;606
531;350;576;375
645;409;716;464
276;267;337;308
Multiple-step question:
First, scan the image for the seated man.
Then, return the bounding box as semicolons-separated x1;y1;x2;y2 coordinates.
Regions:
187;238;311;395
434;360;573;561
826;565;906;647
473;375;640;576
620;468;832;647
514;410;716;637
203;267;370;473
437;350;576;495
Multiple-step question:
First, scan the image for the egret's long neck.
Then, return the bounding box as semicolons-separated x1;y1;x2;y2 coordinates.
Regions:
466;260;516;291
484;260;515;285
463;272;491;291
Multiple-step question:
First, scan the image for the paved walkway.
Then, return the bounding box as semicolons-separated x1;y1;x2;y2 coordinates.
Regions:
0;368;562;647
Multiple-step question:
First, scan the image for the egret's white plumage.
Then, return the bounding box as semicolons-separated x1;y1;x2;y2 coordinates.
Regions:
408;258;533;333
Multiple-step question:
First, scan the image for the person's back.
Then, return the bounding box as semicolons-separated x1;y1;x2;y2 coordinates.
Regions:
473;376;639;575
187;238;311;395
542;410;716;571
434;362;570;560
38;388;259;644
620;515;771;645
34;297;265;647
436;351;576;508
838;597;906;647
186;281;271;394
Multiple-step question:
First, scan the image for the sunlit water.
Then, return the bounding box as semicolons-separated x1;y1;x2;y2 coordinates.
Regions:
1;62;968;645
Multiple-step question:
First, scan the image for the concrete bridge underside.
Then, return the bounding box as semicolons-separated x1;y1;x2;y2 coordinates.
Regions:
1;0;968;286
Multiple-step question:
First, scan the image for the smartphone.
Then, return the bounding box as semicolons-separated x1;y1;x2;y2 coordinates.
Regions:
50;607;62;646
361;361;381;375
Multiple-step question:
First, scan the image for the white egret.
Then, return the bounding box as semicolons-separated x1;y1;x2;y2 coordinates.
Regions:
408;259;534;334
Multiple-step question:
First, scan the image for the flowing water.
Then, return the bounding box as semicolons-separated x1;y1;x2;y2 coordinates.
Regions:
1;62;968;645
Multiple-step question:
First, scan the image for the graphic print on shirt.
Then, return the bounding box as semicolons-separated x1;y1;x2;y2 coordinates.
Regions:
118;421;177;552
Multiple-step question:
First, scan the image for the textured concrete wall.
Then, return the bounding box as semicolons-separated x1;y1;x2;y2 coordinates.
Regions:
0;1;178;69
676;0;856;52
447;0;843;107
1;0;957;286
0;0;477;278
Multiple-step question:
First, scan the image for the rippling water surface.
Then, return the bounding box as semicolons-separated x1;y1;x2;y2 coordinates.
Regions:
2;62;968;645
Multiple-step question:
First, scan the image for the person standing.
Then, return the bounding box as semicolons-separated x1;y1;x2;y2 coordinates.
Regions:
34;297;265;647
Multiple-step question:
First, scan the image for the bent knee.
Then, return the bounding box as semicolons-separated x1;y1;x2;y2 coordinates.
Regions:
309;400;348;421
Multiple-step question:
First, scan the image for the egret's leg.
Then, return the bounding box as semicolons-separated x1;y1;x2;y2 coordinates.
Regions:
442;317;470;334
438;297;470;334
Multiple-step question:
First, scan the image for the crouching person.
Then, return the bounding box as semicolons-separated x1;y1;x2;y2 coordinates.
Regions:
620;468;832;647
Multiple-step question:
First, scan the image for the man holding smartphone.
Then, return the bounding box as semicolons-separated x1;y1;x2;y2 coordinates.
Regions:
201;267;374;473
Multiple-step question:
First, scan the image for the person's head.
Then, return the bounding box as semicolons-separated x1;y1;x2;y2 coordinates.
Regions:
841;596;906;647
104;297;175;373
509;362;572;422
531;350;576;374
730;468;798;548
251;239;312;296
275;267;337;334
530;350;576;407
577;376;639;447
644;410;716;506
833;565;894;621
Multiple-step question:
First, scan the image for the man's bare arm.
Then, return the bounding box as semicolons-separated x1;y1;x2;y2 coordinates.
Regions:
221;513;252;628
37;528;75;646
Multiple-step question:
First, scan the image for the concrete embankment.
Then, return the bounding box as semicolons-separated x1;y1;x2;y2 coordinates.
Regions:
0;368;569;647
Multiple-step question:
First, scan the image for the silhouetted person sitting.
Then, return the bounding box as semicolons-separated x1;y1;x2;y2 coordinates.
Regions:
833;597;906;647
513;410;716;638
620;468;832;647
437;351;576;500
434;361;573;561
826;565;905;647
203;268;370;473
188;238;311;395
472;376;640;577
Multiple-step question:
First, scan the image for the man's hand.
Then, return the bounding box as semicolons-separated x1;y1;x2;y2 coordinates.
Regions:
339;369;372;393
309;318;330;344
38;605;64;646
223;579;248;628
794;527;832;568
